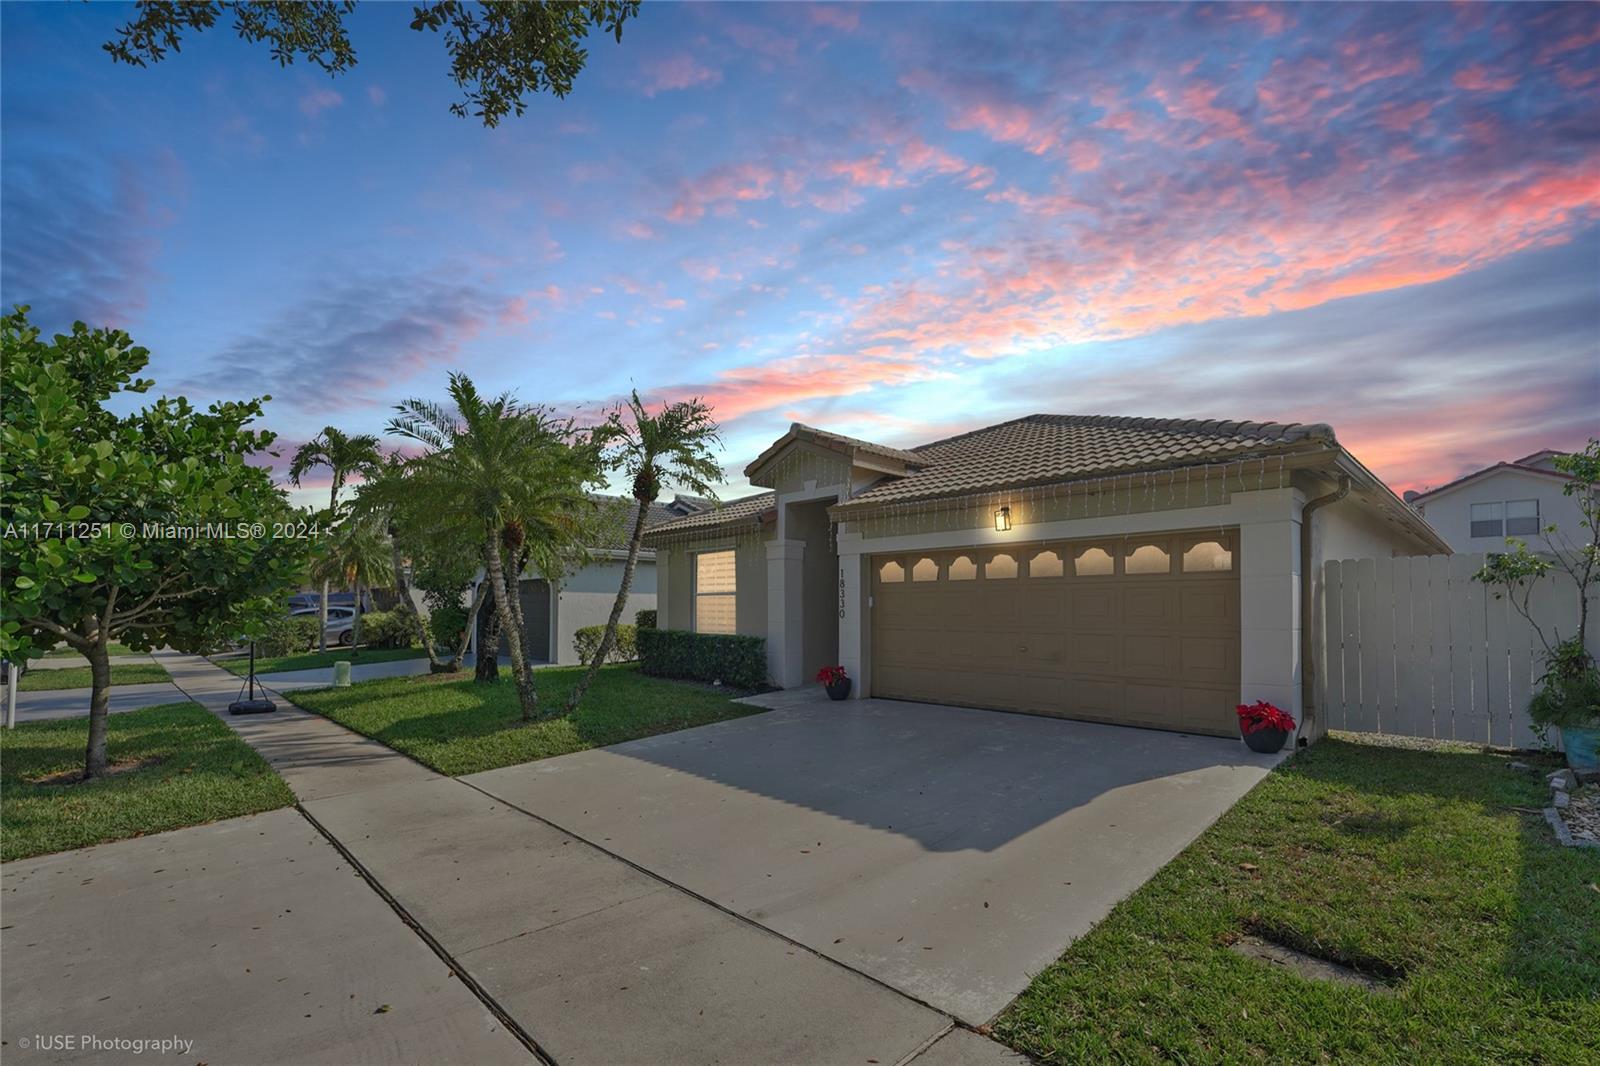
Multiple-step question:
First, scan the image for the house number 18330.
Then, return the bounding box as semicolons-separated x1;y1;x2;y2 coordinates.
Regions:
839;567;846;619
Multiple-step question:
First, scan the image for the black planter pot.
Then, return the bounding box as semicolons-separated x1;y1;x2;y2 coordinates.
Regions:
825;678;852;701
1242;726;1289;753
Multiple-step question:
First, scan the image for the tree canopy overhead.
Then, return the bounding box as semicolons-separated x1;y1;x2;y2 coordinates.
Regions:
104;0;643;127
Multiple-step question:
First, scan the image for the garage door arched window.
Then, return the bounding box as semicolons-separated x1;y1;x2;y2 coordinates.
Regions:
1029;549;1064;578
878;559;905;583
693;549;737;635
1074;546;1114;576
1125;543;1171;575
948;555;977;580
1182;540;1233;572
985;552;1018;579
912;557;940;582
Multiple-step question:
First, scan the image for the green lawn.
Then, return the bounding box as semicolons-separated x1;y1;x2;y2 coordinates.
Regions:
994;736;1600;1064
0;702;294;862
40;642;136;659
18;663;172;692
212;646;428;676
288;663;759;776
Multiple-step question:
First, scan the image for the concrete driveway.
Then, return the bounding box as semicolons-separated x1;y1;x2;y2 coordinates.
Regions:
467;694;1287;1025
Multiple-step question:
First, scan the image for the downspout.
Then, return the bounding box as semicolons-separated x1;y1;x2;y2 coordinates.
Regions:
1298;475;1350;746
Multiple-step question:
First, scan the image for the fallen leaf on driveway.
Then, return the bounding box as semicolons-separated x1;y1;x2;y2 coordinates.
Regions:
373;1005;390;1014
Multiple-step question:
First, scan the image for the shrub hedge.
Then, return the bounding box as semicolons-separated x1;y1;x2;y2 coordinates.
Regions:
637;629;767;690
361;610;416;649
574;623;637;664
257;614;320;656
635;608;657;630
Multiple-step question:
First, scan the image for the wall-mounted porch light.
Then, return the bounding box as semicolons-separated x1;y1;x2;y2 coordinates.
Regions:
993;505;1012;532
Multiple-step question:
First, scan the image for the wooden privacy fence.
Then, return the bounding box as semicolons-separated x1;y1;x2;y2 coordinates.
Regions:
1316;553;1595;749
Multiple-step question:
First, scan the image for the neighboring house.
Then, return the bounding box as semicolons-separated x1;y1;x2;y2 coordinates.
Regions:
644;415;1447;741
1404;449;1584;552
473;494;711;665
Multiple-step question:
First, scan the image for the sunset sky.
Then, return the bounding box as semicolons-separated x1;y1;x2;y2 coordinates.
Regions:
3;1;1597;504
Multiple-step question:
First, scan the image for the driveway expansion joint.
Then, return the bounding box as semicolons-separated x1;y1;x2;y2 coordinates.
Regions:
457;774;964;1028
294;801;554;1066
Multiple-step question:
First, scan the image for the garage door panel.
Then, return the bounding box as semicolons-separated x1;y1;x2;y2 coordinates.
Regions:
872;528;1239;737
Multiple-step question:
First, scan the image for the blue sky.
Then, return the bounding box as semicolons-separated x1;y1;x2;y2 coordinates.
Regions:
3;2;1597;505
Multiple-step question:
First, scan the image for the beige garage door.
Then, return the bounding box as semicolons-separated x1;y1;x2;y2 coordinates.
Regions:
870;530;1240;736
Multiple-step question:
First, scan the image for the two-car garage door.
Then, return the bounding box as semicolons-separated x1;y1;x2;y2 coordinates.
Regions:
869;530;1240;736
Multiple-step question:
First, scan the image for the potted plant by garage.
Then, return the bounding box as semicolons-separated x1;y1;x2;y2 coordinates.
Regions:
816;665;852;701
1236;700;1295;753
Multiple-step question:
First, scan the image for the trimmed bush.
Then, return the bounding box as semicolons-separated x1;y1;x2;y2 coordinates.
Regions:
361;609;416;650
257;614;320;656
637;629;767;690
635;608;657;630
428;603;469;650
574;623;637;664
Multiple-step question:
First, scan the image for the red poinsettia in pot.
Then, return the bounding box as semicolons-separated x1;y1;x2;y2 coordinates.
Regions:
816;665;852;701
1236;700;1295;753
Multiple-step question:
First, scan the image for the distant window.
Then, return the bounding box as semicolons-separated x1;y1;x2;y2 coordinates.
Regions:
1125;544;1171;575
1075;546;1114;576
878;560;904;583
1470;502;1504;539
1029;550;1064;578
912;557;939;582
1505;499;1540;536
985;553;1018;579
948;555;977;581
1182;540;1233;572
694;550;737;635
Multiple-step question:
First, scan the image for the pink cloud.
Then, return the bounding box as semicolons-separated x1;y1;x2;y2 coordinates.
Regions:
665;162;777;222
641;54;723;96
1452;64;1518;92
807;5;861;33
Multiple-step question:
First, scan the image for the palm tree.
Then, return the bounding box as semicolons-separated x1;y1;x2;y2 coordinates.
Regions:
389;373;601;721
288;427;382;651
565;390;721;713
354;454;489;672
308;515;393;651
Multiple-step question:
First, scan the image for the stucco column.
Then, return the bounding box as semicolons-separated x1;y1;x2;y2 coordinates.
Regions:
837;552;868;699
1235;488;1304;724
766;539;806;688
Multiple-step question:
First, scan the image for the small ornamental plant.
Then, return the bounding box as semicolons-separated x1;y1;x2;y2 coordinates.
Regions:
816;665;849;686
1236;700;1295;735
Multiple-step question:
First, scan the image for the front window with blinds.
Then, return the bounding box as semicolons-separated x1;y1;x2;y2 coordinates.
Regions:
694;550;737;635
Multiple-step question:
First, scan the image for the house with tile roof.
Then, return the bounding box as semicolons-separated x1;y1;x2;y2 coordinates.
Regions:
644;414;1448;742
1403;449;1585;552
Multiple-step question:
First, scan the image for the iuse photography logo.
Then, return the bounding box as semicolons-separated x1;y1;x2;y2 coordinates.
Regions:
16;1033;194;1056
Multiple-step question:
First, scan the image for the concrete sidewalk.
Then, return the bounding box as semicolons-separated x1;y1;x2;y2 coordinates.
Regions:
150;653;989;1065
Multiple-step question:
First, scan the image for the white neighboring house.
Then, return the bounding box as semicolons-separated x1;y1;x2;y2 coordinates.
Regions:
1404;449;1585;552
469;494;711;665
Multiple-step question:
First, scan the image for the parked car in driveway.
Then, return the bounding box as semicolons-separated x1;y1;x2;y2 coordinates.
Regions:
292;605;357;646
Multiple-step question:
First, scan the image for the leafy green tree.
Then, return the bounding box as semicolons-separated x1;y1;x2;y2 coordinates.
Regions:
1475;439;1600;738
0;308;308;778
565;390;721;712
288;426;381;651
388;373;602;719
355;454;486;671
105;0;641;128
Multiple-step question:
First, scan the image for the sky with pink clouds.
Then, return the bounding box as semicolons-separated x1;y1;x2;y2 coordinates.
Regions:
3;1;1597;505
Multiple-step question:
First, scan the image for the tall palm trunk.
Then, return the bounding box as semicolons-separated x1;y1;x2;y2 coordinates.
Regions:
352;580;365;651
484;531;538;720
318;481;338;653
84;635;112;779
475;590;502;682
565;495;651;712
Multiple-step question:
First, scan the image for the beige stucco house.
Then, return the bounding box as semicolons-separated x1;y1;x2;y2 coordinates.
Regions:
1405;449;1585;552
644;415;1447;743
